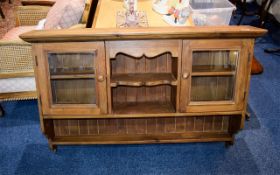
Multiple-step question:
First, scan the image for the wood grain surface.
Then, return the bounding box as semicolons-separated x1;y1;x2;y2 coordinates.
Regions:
20;26;266;43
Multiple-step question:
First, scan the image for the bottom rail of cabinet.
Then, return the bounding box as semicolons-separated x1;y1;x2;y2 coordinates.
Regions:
50;133;233;145
44;115;241;150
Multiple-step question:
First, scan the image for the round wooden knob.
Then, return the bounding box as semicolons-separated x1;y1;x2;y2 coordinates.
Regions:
182;72;189;79
97;75;105;82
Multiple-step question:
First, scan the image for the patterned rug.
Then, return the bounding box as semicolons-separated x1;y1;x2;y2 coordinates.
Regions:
0;0;21;38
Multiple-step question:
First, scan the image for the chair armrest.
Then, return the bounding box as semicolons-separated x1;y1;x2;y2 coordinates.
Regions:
0;40;33;74
15;5;50;26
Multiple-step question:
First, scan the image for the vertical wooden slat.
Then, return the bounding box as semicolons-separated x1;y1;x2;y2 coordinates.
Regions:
157;55;165;102
175;117;185;133
126;56;137;102
59;120;70;136
79;120;89;135
68;120;79;135
147;118;157;134
88;119;98;135
203;117;214;131
126;119;138;134
213;117;223;131
98;119;106;134
117;119;127;134
165;118;176;133
105;119;117;135
185;117;194;131
53;120;60;136
135;118;146;134
156;118;165;133
136;57;146;102
222;116;230;131
194;117;204;131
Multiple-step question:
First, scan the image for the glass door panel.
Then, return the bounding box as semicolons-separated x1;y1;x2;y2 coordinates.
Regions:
191;50;238;102
192;50;238;73
191;76;234;101
51;79;96;104
48;52;96;105
48;52;95;75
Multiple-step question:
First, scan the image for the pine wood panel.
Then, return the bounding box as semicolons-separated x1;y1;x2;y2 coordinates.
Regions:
52;133;233;145
20;26;267;43
52;115;234;137
107;40;181;58
113;101;175;114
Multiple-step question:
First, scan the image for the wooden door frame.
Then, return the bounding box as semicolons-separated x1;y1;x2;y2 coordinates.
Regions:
34;42;107;116
180;39;249;113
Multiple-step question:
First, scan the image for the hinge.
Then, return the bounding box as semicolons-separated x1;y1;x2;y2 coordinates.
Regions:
35;56;38;66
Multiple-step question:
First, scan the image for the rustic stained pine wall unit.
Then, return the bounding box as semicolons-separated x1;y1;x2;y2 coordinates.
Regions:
21;26;266;151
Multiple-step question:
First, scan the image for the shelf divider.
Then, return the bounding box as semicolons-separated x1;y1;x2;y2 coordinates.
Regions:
50;68;95;75
191;71;235;77
110;73;177;87
50;74;95;80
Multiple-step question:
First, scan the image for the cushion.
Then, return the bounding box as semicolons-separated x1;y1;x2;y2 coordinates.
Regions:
44;0;86;29
1;26;37;40
0;77;36;93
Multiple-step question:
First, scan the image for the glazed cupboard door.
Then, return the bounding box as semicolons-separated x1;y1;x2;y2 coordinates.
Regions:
34;42;107;115
180;40;250;112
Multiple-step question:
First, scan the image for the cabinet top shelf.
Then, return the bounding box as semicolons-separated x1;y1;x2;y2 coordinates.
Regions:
20;26;266;43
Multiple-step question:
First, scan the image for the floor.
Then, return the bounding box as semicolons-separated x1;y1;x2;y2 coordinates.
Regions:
1;1;280;175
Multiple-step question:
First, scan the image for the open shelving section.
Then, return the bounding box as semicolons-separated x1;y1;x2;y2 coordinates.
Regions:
110;52;178;114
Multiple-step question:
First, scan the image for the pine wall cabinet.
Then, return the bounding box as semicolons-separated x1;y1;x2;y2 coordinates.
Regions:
21;26;266;151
